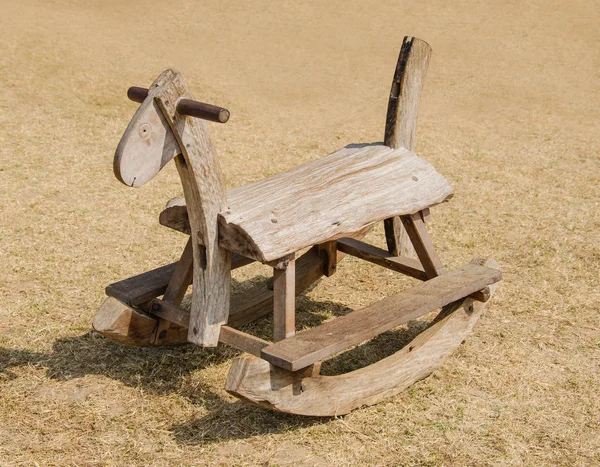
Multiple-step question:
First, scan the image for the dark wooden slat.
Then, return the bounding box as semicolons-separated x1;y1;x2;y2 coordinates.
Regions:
163;240;195;304
150;298;270;357
105;252;254;307
336;238;427;280
231;253;255;269
260;263;502;371
106;263;177;306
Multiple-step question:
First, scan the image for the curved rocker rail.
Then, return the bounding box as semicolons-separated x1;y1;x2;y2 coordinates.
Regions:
225;259;500;417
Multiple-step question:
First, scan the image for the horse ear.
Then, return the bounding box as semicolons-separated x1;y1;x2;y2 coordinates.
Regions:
114;70;181;187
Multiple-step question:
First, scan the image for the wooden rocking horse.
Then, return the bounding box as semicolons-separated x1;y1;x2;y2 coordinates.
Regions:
93;36;502;416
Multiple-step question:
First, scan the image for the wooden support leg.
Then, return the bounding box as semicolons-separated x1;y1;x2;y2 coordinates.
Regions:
318;241;338;277
384;217;416;258
151;239;194;344
401;211;445;278
271;254;296;342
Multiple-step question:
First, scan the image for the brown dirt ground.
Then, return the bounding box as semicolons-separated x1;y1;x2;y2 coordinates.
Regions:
1;0;599;465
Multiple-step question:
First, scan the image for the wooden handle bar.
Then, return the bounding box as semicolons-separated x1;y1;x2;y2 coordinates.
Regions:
126;86;230;123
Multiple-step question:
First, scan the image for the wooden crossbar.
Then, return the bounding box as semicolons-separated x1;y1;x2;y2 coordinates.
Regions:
260;263;502;371
150;299;270;357
336;238;427;280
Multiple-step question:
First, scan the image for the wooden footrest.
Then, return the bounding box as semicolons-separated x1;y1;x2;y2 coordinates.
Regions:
105;253;254;307
106;262;178;306
260;263;502;371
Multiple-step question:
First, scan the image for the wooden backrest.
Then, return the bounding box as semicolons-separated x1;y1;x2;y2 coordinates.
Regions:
384;36;432;151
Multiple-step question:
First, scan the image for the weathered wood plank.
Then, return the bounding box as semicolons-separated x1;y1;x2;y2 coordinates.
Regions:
105;262;177;306
384;216;415;258
336;237;427;280
384;36;431;153
163;239;195;304
94;231;371;346
153;69;231;347
228;247;329;328
162;144;452;262
272;254;296;342
261;263;502;371
470;286;491;303
226;259;501;416
217;144;452;262
94;247;328;346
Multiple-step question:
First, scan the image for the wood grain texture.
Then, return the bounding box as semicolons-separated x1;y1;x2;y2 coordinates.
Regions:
94;230;371;347
272;256;296;342
153;69;231;346
226;259;501;416
149;298;269;358
159;197;190;234
92;297;187;347
261;262;501;371
114;71;181;187
384;36;431;152
384;216;415;258
384;36;432;259
401;212;445;278
336;237;427;280
105;262;177;306
318;241;338;277
162;144;452;262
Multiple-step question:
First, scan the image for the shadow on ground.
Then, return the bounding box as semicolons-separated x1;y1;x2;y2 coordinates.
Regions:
0;276;432;445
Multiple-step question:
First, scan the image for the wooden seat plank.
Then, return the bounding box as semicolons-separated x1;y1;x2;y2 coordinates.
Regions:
160;144;453;262
260;263;501;371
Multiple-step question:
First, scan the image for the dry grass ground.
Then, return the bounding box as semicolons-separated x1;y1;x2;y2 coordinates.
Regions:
1;0;599;465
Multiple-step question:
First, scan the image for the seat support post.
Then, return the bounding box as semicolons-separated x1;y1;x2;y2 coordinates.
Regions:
270;253;296;342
